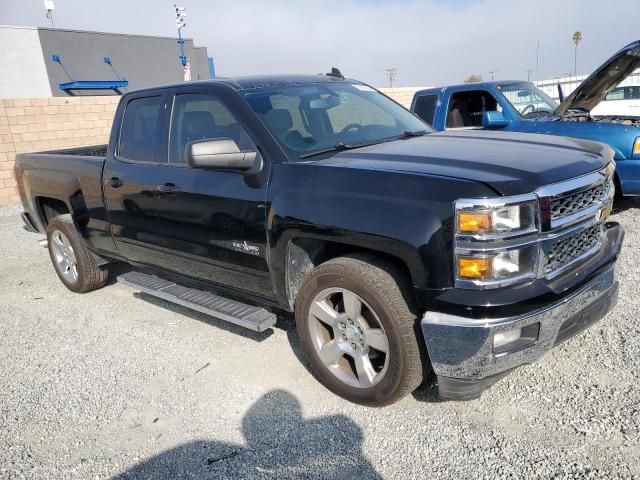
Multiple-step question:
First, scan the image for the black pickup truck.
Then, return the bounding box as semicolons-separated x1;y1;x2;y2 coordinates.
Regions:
15;74;623;406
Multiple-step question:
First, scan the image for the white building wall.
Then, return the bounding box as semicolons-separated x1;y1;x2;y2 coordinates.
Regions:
535;69;640;101
0;27;52;98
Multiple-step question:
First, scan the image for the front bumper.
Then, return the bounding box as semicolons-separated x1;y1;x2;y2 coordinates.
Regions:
422;262;619;401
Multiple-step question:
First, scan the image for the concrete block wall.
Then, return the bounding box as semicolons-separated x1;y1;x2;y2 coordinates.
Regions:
0;96;119;206
379;87;429;109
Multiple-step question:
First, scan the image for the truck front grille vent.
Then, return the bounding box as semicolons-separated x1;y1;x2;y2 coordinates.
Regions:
550;181;609;220
544;224;602;274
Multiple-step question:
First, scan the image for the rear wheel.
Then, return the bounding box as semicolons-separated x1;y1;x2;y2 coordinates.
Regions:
295;254;424;406
46;214;109;293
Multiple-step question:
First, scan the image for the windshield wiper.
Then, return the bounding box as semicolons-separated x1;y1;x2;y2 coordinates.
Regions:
299;143;351;159
299;131;429;159
398;130;428;139
299;141;385;159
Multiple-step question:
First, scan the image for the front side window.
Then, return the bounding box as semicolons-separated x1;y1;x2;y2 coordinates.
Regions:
118;96;162;162
242;82;431;159
498;82;558;118
446;90;499;128
169;93;254;164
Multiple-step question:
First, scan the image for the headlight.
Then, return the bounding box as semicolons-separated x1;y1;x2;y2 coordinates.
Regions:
455;198;538;238
456;247;538;284
455;196;540;288
633;138;640;159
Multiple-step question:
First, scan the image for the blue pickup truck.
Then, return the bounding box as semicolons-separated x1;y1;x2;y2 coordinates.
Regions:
410;40;640;196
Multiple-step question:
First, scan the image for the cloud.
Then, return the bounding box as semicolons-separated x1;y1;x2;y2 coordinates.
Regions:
1;0;639;86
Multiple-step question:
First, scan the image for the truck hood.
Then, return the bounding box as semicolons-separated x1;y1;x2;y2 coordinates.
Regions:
312;131;611;196
555;40;640;117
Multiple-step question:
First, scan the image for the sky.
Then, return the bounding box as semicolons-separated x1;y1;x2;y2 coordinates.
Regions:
1;0;639;87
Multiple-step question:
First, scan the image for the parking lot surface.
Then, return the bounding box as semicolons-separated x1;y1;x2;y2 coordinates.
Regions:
1;200;639;480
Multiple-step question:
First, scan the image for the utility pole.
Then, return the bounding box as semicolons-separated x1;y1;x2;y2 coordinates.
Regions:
385;68;397;88
489;70;497;81
174;5;188;66
526;70;533;82
536;41;540;81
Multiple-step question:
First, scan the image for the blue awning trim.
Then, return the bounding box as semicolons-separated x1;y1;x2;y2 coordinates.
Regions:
58;80;128;91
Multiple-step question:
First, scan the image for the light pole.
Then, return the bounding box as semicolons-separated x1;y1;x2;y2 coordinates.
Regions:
174;5;188;66
44;0;55;28
489;70;497;81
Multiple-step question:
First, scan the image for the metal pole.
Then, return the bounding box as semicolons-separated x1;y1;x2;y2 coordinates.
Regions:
178;28;186;66
536;41;540;81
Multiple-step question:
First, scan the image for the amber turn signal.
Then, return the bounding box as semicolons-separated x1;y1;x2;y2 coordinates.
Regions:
457;212;492;233
458;257;493;279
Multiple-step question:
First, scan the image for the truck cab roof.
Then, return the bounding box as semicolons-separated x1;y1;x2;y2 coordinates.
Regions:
127;74;357;95
414;80;524;97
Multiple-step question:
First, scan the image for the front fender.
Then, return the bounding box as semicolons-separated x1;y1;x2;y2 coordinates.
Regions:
266;163;496;309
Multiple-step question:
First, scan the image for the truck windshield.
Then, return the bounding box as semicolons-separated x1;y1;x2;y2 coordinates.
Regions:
498;82;559;119
243;82;432;159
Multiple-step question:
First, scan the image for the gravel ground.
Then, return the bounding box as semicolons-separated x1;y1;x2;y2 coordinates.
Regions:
0;199;639;480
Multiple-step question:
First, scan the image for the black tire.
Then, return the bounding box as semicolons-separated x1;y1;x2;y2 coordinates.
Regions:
295;254;424;406
46;214;109;293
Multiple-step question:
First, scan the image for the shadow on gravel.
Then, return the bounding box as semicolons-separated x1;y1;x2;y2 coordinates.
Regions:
113;389;381;480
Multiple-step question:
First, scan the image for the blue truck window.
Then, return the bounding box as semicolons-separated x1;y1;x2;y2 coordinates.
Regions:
118;96;162;163
447;91;499;128
414;94;438;126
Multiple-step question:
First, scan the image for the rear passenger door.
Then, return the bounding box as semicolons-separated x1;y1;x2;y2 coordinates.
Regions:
103;90;172;264
149;85;274;298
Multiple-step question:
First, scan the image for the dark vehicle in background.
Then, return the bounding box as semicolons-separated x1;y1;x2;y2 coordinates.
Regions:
15;73;622;405
411;40;640;197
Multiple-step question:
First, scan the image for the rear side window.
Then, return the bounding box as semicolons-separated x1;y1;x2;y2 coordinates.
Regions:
413;94;438;126
118;96;162;162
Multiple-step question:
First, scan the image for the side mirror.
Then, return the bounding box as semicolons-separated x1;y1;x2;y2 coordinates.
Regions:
482;111;510;128
187;138;262;173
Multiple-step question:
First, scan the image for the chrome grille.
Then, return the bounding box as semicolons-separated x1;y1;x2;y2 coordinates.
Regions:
550;181;610;220
544;224;602;274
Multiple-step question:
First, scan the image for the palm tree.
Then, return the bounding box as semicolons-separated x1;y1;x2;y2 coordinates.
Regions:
572;31;583;76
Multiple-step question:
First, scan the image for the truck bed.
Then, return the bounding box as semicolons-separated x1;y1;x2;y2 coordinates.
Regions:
38;144;109;158
14;144;109;236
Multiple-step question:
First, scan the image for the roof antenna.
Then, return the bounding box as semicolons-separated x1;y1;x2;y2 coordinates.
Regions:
326;67;345;80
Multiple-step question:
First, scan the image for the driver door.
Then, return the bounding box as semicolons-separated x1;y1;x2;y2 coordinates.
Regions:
149;86;274;298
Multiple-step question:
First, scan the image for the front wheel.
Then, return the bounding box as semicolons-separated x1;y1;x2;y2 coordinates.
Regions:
46;214;109;293
295;254;424;406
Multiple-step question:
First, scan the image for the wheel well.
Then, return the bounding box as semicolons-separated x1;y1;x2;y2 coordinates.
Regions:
37;197;70;226
286;237;415;309
614;172;623;199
